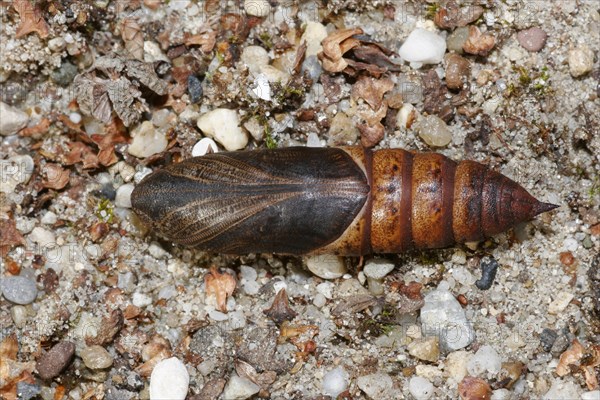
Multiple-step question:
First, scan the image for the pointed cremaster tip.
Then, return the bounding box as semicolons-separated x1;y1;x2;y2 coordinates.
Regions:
533;201;559;216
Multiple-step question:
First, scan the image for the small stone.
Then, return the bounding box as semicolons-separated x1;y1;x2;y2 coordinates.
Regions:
540;328;558;352
543;379;581;400
396;103;417;129
582;391;600;400
445;350;472;382
132;292;152;308
244;0;270;17
399;28;447;66
0;276;38;305
475;256;499;290
548;291;574;314
30;227;56;247
50;61;78;87
251;73;271;101
48;37;66;51
240;46;269;75
81;345;113;370
0;155;34;193
301;22;328;57
0;102;29;136
569;45;594;77
322;366;349;398
327;112;359;146
409;376;435;400
192;137;219;157
115;184;134;208
149;357;189;400
517;27;547;52
11;305;28;327
445;53;471;90
363;259;395;280
357;373;393;399
144;41;169;63
36;341;76;380
458;376;492;400
197;108;248;151
447;27;470;54
188;75;203;104
305;255;347;280
491;388;511;400
16;382;41;400
221;374;260;400
408;336;440;362
128;121;168;158
415;115;453;147
467;345;501;377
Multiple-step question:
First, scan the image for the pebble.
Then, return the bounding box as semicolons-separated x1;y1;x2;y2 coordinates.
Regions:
415;115;453;147
356;373;393;399
408;376;435;400
475;256;499;290
115;184;134;208
0;154;34;194
132;292;152;307
548;291;574;314
251;73;271;101
30;227;56;247
540;328;558;352
445;53;471;90
240;46;269;75
36;341;76;380
491;388;511;400
187;75;203;104
16;382;41;400
313;293;327;308
467;345;502;377
396;103;417;129
327;112;359;146
127;121;168;158
363;259;395;280
50;61;78;87
542;379;581;400
322;366;349;398
149;357;189;400
197;108;248;151
144;41;169;63
445;350;472;381
568;45;594;77
244;0;270;17
582;391;600;400
399;28;447;66
0;276;38;305
0;102;29;135
301;21;328;57
408;336;440;362
221;374;260;400
420;282;474;351
11;305;28;327
447;27;470;54
81;345;113;369
517;27;547;52
305;255;347;279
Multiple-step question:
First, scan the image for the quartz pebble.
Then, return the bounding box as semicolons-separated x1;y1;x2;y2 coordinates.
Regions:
467;345;501;377
0;101;29;135
197;108;248;151
447;27;470;54
548;291;574;314
301;21;328;57
16;382;41;400
0;276;38;305
408;376;435;400
30;227;56;247
149;357;189;400
221;374;260;400
81;345;113;369
11;305;28;327
0;155;34;194
396;103;417;129
322;366;349;398
543;379;581;400
445;350;472;381
244;0;270;17
408;336;440;362
445;53;471;90
420;282;474;351
356;373;393;399
399;29;447;66
305;255;347;280
415;115;453;147
363;259;395;279
568;45;594;77
128;121;168;158
517;27;547;52
240;46;269;75
36;341;76;380
582;391;600;400
115;184;134;208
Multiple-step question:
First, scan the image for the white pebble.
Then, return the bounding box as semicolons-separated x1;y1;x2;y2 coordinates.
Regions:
363;259;395;279
30;227;56;247
0;155;34;194
305;255;347;280
197;109;248;151
222;374;260;400
69;112;82;124
132;292;152;308
444;350;472;381
11;305;28;328
543;379;581;400
191;137;219;157
229;310;246;329
415;115;452;147
396;103;417;129
548;291;574;314
568;45;594;77
0;102;29;136
408;376;435;400
313;293;327;308
115;184;134;208
562;237;578;252
357;373;393;399
251;73;272;101
399;29;447;66
467;345;502;376
149;357;189;400
144;41;169;63
128;121;168;158
316;282;334;299
240;46;269;75
239;265;258;282
491;389;512;400
306;131;322;147
244;0;271;17
322;366;349;398
41;211;58;225
301;22;328;57
209;310;229;321
582;391;600;400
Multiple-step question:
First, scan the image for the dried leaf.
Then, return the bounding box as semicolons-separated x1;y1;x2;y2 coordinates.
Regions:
121;18;144;60
184;29;217;53
13;0;49;39
205;268;236;312
86;310;124;346
125;60;168;95
463;26;496;56
0;335;18;361
106;77;146;127
332;294;376;317
358;122;385;148
321;28;363;61
556;339;585;376
351;45;403;72
91;120;129;167
264;288;297;325
18;118;50;138
42;164;70;190
0;218;25;254
352;76;394;110
556;339;600;390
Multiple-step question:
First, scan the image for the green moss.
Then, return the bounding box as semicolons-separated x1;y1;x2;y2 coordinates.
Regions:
258;32;274;50
425;2;439;19
96;198;114;223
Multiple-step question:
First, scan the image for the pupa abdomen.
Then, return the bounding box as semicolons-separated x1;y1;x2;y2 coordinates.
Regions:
131;147;557;256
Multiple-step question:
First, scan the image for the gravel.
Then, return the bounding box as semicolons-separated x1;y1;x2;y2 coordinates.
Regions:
0;101;29;136
0;276;38;305
36;341;76;380
149;357;189;400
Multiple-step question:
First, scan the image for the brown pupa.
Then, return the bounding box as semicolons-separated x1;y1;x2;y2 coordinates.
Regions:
131;147;557;256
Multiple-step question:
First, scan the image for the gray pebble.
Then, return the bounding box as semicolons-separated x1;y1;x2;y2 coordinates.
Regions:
447;26;470;54
0;276;38;305
540;328;558;352
50;61;78;87
475;256;499;290
188;75;203;104
16;382;41;400
36;341;76;380
81;345;114;370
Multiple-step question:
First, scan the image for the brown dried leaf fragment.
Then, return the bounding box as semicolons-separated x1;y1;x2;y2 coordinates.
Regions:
264;288;297;325
319;27;363;73
556;339;600;390
91;119;129;167
352;76;394;110
125;60;168;95
332;294;376;317
18;118;50;138
42;164;70;190
0;334;35;400
235;359;277;391
0;218;25;255
184;29;217;53
205;268;236;312
121;18;144;60
358;122;385;148
86;309;124;346
14;0;50;39
463;26;496;56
